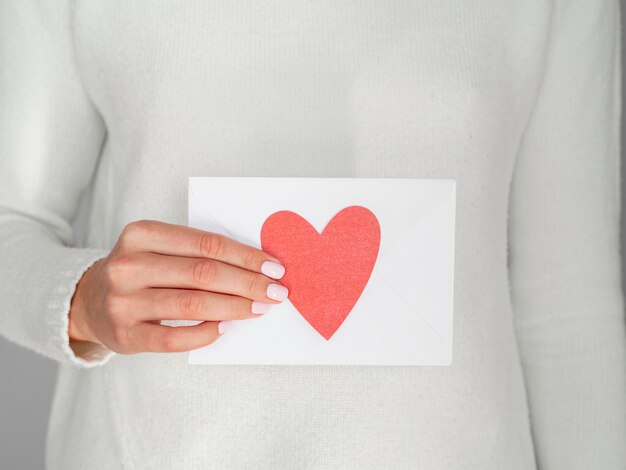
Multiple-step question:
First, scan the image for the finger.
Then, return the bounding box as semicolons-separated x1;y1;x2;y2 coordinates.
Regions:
124;288;272;321
127;252;289;303
130;321;221;353
119;220;285;279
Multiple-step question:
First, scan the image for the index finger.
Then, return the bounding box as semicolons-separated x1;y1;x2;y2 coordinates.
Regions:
119;220;285;278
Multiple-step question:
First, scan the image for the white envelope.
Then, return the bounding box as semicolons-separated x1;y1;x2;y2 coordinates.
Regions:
187;177;456;366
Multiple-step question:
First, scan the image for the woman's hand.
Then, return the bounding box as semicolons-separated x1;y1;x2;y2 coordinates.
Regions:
68;220;287;354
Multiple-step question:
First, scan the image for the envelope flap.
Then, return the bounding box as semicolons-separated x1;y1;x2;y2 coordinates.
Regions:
189;177;456;250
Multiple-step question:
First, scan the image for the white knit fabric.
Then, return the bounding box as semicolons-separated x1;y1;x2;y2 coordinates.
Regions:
1;1;625;469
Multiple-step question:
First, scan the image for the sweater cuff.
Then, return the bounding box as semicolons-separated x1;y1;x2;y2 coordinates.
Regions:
47;247;115;368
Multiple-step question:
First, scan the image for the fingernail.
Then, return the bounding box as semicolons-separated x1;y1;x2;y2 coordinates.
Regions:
261;260;285;280
218;320;231;335
266;283;289;301
251;301;271;314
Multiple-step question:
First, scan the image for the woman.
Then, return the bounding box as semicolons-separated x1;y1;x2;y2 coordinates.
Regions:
1;0;624;468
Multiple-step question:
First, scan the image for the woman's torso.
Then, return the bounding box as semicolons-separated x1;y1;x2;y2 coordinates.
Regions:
48;1;549;468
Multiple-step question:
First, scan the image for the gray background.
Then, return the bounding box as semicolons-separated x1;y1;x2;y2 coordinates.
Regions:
1;10;626;470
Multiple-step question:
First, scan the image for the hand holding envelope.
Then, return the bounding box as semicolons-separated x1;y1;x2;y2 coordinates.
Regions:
188;177;456;366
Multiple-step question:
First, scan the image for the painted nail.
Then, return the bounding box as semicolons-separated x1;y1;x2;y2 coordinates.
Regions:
261;260;285;280
251;301;271;315
266;283;289;301
218;320;231;335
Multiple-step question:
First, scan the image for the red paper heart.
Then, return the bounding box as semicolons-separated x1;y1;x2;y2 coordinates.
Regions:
260;206;380;340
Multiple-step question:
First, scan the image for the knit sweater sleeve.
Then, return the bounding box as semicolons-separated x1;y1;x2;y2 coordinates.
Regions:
0;0;113;367
508;0;626;467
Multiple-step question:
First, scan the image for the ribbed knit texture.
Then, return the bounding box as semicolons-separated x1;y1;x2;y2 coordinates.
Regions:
1;1;625;469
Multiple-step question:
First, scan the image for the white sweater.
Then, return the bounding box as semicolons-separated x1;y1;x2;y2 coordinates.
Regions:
1;1;625;468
